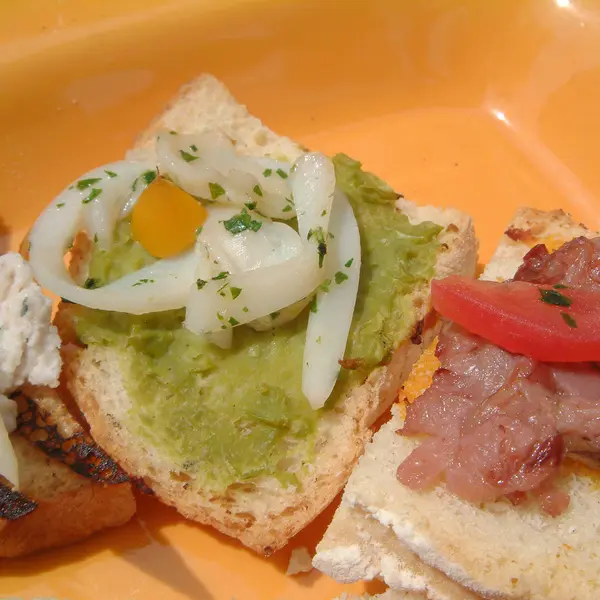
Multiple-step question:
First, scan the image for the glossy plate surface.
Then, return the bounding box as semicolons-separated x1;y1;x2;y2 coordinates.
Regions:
2;0;600;598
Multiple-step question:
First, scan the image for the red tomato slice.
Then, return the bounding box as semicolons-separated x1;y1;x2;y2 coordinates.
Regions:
431;275;600;363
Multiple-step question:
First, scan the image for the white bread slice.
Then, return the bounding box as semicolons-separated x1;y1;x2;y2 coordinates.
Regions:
61;75;477;554
0;386;135;558
315;207;600;599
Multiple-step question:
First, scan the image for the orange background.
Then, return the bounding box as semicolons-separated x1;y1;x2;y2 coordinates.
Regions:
2;1;600;598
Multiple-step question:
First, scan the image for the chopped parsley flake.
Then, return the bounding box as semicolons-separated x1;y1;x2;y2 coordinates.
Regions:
76;177;102;190
84;278;99;289
270;311;280;320
321;210;327;216
561;312;577;328
253;184;263;197
345;258;354;268
223;208;262;234
82;188;102;204
212;271;229;280
229;316;240;326
540;288;572;307
245;201;257;210
230;286;242;299
104;170;117;178
132;278;155;287
196;279;207;290
242;306;249;313
180;149;198;163
282;205;293;213
335;271;349;284
20;298;28;316
276;168;288;179
93;233;98;243
307;227;328;268
319;279;331;293
56;202;65;208
195;226;203;236
263;168;272;177
554;284;568;289
216;312;225;322
209;182;226;199
190;144;198;152
142;170;157;185
285;195;294;205
169;130;178;135
310;296;318;313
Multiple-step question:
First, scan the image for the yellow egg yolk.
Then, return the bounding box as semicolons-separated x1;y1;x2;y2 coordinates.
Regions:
131;177;207;258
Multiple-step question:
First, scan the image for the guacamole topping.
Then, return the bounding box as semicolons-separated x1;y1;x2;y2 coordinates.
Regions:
73;154;442;492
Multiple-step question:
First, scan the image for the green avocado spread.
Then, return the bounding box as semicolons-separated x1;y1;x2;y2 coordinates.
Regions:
72;154;442;492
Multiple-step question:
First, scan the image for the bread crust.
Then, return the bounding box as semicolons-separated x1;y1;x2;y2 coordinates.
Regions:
0;387;136;558
60;74;477;554
315;207;600;600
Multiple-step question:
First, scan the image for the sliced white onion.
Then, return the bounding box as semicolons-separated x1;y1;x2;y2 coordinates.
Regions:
291;153;336;242
184;153;335;333
302;190;361;409
156;131;295;220
0;409;18;488
29;162;197;314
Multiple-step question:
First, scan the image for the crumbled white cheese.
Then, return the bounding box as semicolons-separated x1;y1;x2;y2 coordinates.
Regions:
286;546;314;575
0;253;61;393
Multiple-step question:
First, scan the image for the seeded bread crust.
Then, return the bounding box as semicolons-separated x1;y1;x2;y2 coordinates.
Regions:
59;75;478;554
314;207;600;599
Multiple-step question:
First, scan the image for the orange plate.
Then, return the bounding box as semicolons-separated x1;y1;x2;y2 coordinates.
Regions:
2;0;600;598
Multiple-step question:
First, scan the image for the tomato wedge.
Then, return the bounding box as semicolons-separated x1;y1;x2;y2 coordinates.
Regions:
431;275;600;362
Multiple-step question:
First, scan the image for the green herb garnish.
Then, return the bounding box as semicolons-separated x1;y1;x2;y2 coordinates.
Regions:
212;271;229;280
132;278;155;286
104;170;117;178
56;202;65;208
190;144;198;152
263;168;272;177
276;168;288;179
253;184;263;197
196;279;207;290
270;311;280;320
142;170;157;186
335;271;349;284
561;312;577;328
245;201;257;210
229;317;240;326
180;150;198;163
84;278;99;289
540;288;572;307
345;258;354;268
76;177;102;190
223;209;262;234
230;287;242;300
82;188;102;204
310;296;318;313
553;284;568;289
20;298;28;316
209;182;226;199
282;205;293;213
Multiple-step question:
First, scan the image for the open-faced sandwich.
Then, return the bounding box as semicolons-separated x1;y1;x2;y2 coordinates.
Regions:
0;252;135;558
314;207;600;599
26;75;477;554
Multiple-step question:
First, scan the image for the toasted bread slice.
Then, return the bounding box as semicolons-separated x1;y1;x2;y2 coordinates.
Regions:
0;386;135;558
314;208;600;600
60;75;477;554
